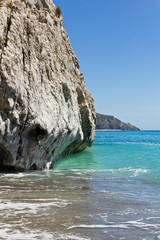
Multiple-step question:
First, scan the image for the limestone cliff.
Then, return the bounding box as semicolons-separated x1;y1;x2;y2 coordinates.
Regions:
0;0;96;171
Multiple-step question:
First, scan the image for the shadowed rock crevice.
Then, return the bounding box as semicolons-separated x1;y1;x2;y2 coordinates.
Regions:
62;83;71;103
80;106;92;140
29;163;37;170
4;16;11;47
76;87;92;141
0;143;14;171
28;125;47;141
76;87;85;105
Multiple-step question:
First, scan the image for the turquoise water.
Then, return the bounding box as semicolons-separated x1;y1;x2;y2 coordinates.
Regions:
55;130;160;183
0;130;160;239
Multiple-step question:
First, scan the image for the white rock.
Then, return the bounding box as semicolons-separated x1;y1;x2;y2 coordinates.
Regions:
0;0;96;171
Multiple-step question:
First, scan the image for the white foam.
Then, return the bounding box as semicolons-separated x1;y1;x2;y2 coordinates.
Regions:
64;235;90;240
108;219;160;230
0;199;69;215
58;167;149;177
0;226;91;240
0;186;15;189
0;228;54;240
0;173;27;179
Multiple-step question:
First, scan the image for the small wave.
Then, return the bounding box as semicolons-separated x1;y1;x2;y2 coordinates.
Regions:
52;168;149;178
146;217;160;220
124;220;160;229
0;225;90;240
115;167;148;177
0;199;69;214
67;224;129;230
94;141;160;146
0;172;47;180
68;220;160;231
0;227;53;240
63;235;90;240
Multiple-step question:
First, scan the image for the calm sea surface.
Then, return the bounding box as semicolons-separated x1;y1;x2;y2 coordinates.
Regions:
0;131;160;240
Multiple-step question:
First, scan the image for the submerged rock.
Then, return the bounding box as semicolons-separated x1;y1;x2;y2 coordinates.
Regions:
0;0;96;171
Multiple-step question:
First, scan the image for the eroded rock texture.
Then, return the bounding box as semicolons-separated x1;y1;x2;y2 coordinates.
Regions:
0;0;96;171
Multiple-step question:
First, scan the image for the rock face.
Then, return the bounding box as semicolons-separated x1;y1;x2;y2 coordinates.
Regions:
0;0;96;171
96;113;140;131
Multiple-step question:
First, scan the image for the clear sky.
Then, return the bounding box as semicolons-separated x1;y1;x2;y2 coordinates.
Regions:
53;0;160;130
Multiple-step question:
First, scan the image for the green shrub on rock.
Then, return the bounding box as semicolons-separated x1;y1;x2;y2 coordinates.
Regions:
7;1;13;8
55;6;61;18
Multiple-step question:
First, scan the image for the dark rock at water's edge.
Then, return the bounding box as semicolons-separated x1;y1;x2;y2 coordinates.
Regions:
96;113;140;131
0;0;96;171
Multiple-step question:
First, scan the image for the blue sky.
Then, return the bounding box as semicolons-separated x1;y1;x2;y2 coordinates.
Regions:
53;0;160;130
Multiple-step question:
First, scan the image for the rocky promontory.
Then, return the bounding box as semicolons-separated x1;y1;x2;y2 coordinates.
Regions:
96;113;140;131
0;0;96;171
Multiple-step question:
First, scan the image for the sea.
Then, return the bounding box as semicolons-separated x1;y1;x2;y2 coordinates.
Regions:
0;130;160;240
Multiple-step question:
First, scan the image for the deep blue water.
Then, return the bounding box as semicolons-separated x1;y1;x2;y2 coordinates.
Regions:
0;130;160;240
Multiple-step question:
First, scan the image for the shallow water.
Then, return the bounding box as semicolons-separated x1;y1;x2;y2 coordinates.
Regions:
0;131;160;240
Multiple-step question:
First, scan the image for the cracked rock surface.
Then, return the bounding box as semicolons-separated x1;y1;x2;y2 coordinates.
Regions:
0;0;96;171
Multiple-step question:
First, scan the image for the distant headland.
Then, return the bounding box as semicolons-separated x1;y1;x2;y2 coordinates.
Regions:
96;113;140;131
